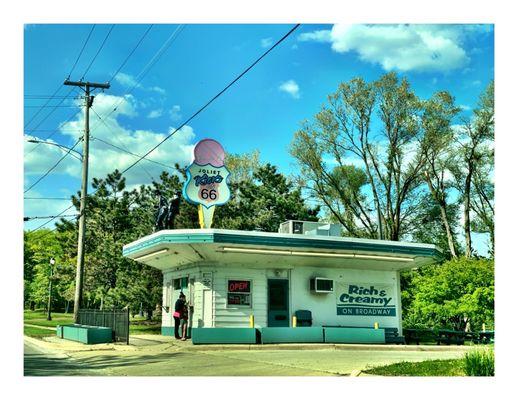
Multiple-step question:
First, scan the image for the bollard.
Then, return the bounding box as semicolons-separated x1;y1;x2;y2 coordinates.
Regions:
374;322;379;329
249;314;254;328
292;316;297;328
482;323;486;332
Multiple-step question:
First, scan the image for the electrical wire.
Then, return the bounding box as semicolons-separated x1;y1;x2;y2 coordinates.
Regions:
24;197;73;200
29;24;300;232
25;108;84;156
120;24;301;176
24;137;83;194
79;24;115;81
67;25;96;80
91;108;174;172
25;214;79;221
25;25;96;130
109;24;154;84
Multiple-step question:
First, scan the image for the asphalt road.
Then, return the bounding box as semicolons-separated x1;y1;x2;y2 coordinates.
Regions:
24;339;103;376
24;336;468;376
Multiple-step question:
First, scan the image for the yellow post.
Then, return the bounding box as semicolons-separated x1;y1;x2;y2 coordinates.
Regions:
482;323;486;332
374;322;379;329
292;316;297;328
249;314;254;328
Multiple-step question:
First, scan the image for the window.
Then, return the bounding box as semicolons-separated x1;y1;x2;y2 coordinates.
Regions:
174;277;188;290
227;280;252;307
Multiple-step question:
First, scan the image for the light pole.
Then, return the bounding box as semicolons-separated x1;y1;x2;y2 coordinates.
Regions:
26;139;83;162
47;257;56;321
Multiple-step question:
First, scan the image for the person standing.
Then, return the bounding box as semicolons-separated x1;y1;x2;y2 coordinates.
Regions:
180;300;189;341
173;292;186;339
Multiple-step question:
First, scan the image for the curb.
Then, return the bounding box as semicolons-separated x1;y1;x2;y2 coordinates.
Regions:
179;343;470;352
24;335;137;353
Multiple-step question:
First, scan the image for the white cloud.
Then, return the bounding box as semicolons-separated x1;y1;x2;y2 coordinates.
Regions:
299;24;474;72
114;72;166;95
147;109;163;119
279;80;301;99
298;30;332;43
24;93;196;191
460;104;471;111
260;37;273;48
169;105;182;121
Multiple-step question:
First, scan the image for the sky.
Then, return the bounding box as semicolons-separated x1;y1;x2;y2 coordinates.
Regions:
23;23;494;254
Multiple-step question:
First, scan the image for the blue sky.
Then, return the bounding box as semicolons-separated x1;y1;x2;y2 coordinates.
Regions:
23;23;494;253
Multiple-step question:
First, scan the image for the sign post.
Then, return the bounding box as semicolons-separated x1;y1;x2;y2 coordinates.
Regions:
183;139;231;228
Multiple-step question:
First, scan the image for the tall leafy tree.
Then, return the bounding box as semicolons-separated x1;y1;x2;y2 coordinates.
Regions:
291;73;426;240
450;81;494;257
420;91;461;258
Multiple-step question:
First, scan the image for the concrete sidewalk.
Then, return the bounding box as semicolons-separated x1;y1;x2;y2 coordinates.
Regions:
24;334;471;376
25;333;472;353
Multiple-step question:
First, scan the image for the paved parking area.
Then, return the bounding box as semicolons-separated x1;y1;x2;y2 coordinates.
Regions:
25;335;469;376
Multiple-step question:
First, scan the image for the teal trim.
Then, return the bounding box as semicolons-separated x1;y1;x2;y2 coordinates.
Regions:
191;328;258;344
260;327;324;343
161;326;175;336
60;324;112;344
324;327;385;344
123;231;443;259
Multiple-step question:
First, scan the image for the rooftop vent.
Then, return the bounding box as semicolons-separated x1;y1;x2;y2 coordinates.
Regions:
278;220;342;237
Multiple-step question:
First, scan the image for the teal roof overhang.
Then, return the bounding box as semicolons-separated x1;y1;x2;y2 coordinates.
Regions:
122;229;443;272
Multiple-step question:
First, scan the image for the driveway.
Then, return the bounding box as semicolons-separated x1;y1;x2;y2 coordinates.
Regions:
24;335;469;376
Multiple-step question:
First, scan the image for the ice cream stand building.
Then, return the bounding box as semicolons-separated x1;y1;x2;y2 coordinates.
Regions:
122;140;442;344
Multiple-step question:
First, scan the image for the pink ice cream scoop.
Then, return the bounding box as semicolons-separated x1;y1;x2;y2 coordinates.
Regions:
193;139;225;167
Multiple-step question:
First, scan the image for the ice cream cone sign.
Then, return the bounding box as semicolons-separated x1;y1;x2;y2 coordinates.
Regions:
182;139;231;229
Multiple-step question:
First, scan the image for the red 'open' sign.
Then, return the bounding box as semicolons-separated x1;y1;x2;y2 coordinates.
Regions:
228;280;250;293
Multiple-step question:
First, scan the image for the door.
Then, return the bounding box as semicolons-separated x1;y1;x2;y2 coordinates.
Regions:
267;279;289;327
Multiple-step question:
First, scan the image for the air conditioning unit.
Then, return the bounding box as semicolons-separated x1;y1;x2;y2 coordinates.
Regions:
278;220;342;237
310;277;334;293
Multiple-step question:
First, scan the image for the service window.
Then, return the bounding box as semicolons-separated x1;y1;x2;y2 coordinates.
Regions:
227;280;252;308
173;277;188;290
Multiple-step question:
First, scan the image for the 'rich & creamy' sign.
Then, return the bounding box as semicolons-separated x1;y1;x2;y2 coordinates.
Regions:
336;282;396;317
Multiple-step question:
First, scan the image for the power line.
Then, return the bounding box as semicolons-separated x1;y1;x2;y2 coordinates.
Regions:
24;25;96;130
109;24;154;84
90;107;174;172
67;25;96;80
24;137;83;194
79;24;115;81
24;105;78;108
24;87;79;135
24;108;84;156
27;213;78;236
24;197;73;200
23;86;63;130
120;24;301;176
30;24;300;232
25;214;79;221
25;95;82;99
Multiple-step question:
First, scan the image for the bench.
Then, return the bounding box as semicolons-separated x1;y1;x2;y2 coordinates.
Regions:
384;327;405;344
323;325;404;344
403;328;437;345
436;329;465;345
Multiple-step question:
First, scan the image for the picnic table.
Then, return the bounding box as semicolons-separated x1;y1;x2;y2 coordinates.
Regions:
403;328;436;345
436;329;465;345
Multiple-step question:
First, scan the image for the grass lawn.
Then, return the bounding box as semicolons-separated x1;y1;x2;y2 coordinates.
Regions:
24;325;56;338
364;358;465;376
24;310;74;327
24;309;161;335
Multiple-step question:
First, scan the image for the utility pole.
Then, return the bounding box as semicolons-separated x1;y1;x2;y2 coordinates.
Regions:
64;79;110;323
47;257;56;321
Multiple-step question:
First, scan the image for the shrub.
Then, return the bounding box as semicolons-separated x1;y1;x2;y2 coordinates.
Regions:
464;348;494;376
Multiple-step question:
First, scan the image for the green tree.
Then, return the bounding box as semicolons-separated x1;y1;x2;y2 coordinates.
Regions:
290;73;426;241
420;91;461;258
215;163;319;232
403;258;494;331
450;81;494;257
